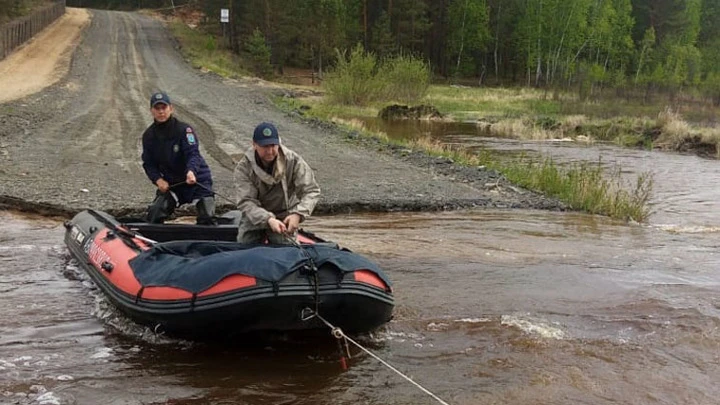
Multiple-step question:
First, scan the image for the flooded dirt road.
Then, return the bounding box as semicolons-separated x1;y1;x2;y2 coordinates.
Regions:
2;204;719;404
1;8;718;405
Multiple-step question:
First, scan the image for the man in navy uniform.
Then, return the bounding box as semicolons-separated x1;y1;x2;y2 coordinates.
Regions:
141;92;215;224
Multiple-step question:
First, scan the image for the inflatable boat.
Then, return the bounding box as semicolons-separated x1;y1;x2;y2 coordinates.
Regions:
63;209;394;338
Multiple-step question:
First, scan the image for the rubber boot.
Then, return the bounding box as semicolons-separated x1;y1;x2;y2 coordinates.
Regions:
146;192;177;224
237;216;266;244
196;196;216;225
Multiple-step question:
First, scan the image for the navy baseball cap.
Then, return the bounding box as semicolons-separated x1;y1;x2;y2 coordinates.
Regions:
150;92;171;107
253;122;280;146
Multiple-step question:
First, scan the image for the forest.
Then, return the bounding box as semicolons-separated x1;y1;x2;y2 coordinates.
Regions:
5;0;720;101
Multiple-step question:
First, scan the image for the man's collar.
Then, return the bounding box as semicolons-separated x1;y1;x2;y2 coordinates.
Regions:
254;151;276;174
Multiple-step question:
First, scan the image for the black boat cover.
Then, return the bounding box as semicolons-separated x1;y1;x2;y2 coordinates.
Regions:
128;241;391;293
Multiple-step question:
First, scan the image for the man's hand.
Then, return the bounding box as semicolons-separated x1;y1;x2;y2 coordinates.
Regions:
186;170;197;185
156;178;170;193
283;214;302;234
268;217;287;234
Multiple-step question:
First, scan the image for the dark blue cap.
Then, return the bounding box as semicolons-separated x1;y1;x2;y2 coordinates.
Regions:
253;122;280;146
150;92;171;107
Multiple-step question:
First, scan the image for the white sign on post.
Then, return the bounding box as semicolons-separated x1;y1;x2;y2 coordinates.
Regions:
220;9;229;23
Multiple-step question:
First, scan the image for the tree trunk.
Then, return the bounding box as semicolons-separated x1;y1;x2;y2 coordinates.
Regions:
493;2;502;82
635;47;646;84
551;2;576;85
363;0;368;48
454;1;469;80
535;0;543;86
229;0;236;52
388;0;394;47
319;50;323;78
264;0;270;34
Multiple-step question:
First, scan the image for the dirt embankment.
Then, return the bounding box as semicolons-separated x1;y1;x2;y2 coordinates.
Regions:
0;8;89;104
0;9;565;219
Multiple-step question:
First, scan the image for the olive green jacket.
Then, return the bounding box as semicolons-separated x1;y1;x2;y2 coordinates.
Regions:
234;145;320;228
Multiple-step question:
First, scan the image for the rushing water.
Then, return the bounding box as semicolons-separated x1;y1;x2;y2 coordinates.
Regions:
2;128;720;404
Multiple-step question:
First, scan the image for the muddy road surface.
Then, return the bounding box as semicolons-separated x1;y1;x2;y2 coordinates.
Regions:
0;9;562;218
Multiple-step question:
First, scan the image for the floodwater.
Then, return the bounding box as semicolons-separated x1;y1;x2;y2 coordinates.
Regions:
2;129;720;404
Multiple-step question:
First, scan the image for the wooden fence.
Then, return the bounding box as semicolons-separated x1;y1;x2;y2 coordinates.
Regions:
0;1;66;61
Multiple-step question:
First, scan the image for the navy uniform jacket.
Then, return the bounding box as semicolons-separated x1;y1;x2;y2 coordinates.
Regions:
141;116;213;202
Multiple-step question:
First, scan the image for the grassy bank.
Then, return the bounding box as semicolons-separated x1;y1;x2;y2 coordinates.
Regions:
278;97;653;222
164;17;653;222
297;84;720;155
429;86;720;155
166;21;249;78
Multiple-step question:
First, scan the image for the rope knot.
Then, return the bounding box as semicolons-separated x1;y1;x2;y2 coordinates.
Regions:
331;327;344;339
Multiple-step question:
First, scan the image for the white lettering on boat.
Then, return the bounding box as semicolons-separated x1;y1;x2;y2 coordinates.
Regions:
70;226;86;245
88;240;112;268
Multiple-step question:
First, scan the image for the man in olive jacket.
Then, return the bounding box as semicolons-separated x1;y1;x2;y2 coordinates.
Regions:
234;122;321;244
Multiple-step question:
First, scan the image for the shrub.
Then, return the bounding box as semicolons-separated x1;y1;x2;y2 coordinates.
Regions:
324;44;430;105
378;54;430;103
324;44;384;105
245;28;273;79
204;36;216;52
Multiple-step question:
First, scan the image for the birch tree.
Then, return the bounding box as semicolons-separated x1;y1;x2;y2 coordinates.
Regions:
634;26;655;84
446;0;490;79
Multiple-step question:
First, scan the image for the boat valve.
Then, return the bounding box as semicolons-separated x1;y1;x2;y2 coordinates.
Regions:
101;261;114;272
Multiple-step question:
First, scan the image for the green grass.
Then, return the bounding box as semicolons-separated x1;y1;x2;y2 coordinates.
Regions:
425;86;562;120
167;22;250;79
497;157;653;222
288;100;380;120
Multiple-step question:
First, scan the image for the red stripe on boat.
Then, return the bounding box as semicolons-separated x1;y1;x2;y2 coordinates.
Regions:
199;274;257;297
354;270;389;291
141;286;193;300
296;233;315;244
136;275;257;300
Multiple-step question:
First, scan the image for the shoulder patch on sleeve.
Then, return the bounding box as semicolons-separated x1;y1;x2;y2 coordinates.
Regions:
186;133;196;145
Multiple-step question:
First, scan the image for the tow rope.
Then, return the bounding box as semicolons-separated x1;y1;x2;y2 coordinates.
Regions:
286;235;320;315
301;308;452;405
288;236;450;404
